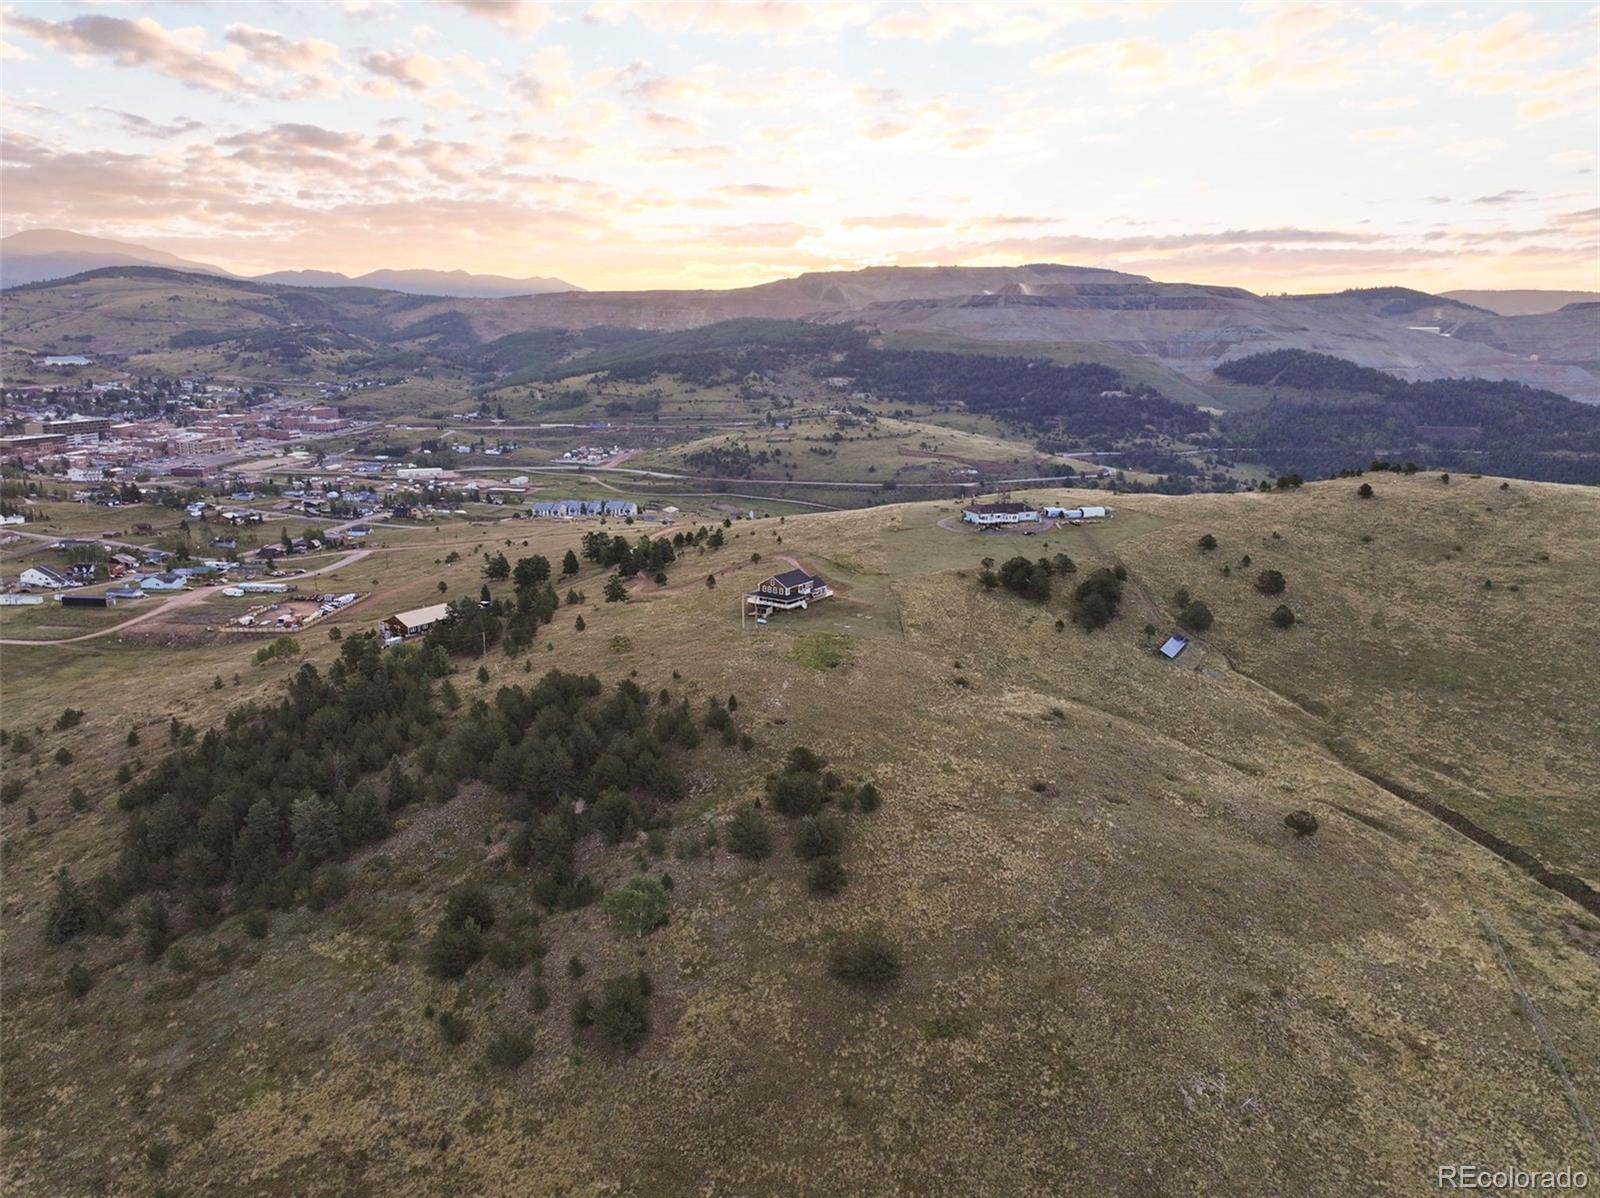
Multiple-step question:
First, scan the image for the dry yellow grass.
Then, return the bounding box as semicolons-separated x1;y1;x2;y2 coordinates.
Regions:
2;479;1596;1196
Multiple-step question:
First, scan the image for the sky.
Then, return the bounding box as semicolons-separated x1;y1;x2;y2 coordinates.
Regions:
2;0;1597;293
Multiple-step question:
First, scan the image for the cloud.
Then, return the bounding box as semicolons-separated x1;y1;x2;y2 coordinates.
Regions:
641;111;702;135
1438;137;1505;161
1034;38;1175;89
438;0;550;33
1350;126;1414;143
224;24;340;73
94;109;204;139
511;45;576;108
5;12;248;93
651;144;735;163
1470;189;1532;205
717;182;810;198
842;213;947;229
869;2;1157;46
589;1;872;39
703;221;818;247
362;50;446;92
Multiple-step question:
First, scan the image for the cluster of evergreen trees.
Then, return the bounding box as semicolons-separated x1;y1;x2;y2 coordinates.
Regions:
580;531;677;578
46;630;752;951
104;634;440;927
833;348;1208;442
978;553;1077;603
1215;349;1600;483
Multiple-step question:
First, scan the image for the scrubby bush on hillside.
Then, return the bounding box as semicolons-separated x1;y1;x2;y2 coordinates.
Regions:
1284;810;1319;837
1072;568;1124;631
64;961;93;999
43;869;98;945
444;882;497;931
828;931;902;989
1357;483;1374;499
1255;570;1287;596
1271;605;1296;629
595;971;652;1050
1179;601;1214;632
995;555;1051;602
727;804;773;859
808;857;848;896
426;922;485;979
792;815;845;860
1198;534;1218;551
485;1030;534;1069
601;876;671;936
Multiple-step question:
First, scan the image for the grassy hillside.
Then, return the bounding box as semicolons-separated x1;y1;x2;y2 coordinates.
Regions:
2;478;1595;1195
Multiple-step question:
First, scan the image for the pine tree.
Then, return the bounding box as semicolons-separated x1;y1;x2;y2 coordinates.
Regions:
232;799;282;890
562;549;580;576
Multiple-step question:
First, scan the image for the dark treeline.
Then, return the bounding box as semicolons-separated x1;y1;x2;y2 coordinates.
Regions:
1216;350;1600;484
579;320;870;387
833;349;1209;443
48;632;746;947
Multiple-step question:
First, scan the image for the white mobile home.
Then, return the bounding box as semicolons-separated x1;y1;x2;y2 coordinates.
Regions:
962;502;1039;527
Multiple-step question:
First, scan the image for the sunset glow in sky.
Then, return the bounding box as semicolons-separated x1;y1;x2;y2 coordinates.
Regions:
3;0;1597;292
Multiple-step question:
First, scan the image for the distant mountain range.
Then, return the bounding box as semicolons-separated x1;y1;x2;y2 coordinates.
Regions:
5;258;1598;404
252;266;580;298
0;229;579;298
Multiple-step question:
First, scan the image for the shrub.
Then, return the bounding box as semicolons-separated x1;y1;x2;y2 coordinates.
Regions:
766;769;827;818
996;555;1051;602
0;778;23;806
571;994;594;1029
855;781;882;814
592;789;642;844
793;815;845;860
1284;809;1319;838
437;1009;471;1045
808;857;848;896
1357;483;1374;499
64;961;93;999
55;708;84;732
531;981;550;1012
1072;568;1123;631
1255;569;1286;596
54;747;74;767
1270;604;1296;629
595;972;652;1050
444;882;497;931
1198;534;1218;551
144;1141;172;1172
1171;586;1191;610
828;931;902;989
727;804;773;860
43;869;97;945
425;922;485;979
1178;600;1214;632
485;1030;535;1069
601;876;671;936
242;909;270;939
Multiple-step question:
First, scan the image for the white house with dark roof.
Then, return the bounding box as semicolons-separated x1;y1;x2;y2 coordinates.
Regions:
19;565;73;590
962;501;1039;526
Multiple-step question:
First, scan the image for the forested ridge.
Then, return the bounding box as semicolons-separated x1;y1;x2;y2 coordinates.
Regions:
1216;350;1600;483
